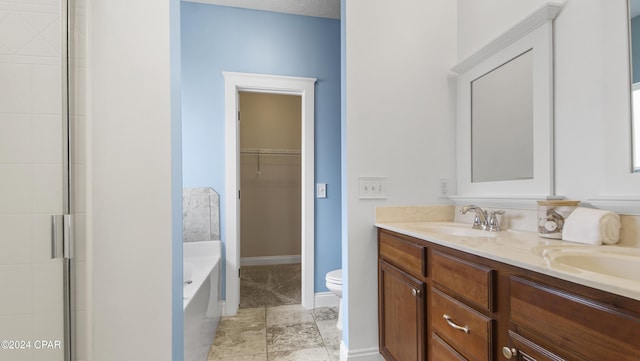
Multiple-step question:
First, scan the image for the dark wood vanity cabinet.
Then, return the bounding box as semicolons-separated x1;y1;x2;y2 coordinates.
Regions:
378;230;427;361
377;228;640;361
509;277;640;361
430;252;495;361
379;260;426;361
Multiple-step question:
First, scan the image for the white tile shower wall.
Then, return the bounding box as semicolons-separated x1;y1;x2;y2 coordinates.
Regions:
183;187;221;242
0;0;66;360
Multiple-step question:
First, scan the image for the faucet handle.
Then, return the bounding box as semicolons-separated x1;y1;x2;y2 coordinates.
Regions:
471;210;488;230
487;210;505;232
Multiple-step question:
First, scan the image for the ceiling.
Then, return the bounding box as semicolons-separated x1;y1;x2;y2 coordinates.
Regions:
185;1;637;24
184;0;341;19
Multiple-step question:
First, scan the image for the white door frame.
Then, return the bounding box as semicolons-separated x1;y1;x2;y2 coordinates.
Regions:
223;71;316;315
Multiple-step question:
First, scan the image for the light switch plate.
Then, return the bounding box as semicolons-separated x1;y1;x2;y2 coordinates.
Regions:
316;183;327;198
358;177;387;199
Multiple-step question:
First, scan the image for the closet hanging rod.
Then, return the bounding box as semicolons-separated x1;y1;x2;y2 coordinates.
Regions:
240;148;301;156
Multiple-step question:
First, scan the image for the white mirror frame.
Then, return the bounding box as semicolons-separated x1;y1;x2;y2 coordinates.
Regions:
589;1;640;214
452;3;561;199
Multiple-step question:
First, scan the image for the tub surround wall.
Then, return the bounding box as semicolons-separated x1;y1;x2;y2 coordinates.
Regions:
183;187;220;242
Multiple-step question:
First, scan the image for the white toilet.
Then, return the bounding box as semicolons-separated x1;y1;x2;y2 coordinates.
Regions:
325;269;343;330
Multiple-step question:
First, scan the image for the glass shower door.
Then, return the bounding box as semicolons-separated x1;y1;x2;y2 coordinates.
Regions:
0;0;70;360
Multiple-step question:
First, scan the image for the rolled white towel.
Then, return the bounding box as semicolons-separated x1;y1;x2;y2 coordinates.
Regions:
561;207;621;245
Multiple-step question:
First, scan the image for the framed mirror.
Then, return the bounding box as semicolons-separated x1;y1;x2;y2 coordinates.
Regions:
588;0;640;209
629;0;640;172
452;4;561;198
471;50;534;183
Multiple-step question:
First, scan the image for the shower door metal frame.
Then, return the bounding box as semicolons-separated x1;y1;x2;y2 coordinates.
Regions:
57;0;75;359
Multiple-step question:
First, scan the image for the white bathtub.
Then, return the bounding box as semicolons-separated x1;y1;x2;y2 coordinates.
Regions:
183;240;221;361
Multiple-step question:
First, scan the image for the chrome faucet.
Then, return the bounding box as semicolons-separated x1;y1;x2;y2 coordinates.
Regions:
460;205;488;230
460;205;505;232
486;210;505;232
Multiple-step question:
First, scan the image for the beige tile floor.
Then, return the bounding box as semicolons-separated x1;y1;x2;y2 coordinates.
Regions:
240;264;301;309
207;305;341;361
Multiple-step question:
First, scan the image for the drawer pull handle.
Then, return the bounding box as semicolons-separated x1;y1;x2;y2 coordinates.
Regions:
443;314;470;334
411;288;421;296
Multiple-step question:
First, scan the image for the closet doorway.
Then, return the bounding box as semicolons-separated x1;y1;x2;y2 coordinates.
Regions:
239;92;302;308
223;72;316;315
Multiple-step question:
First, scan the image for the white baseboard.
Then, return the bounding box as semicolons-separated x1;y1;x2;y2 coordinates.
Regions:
314;292;340;308
240;255;301;266
341;342;383;361
220;301;231;317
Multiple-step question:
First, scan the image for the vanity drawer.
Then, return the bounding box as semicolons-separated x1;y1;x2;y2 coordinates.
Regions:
432;251;494;311
510;277;640;361
431;334;467;361
432;288;493;361
508;330;582;361
378;230;426;277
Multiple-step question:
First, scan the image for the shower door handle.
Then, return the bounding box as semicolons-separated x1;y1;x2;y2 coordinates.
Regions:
51;214;74;259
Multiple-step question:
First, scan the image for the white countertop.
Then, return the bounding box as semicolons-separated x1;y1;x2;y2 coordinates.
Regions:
375;221;640;301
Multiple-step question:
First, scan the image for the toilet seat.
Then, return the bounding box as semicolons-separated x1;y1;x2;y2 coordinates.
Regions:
325;269;342;285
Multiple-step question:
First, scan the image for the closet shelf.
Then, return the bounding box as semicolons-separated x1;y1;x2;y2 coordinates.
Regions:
240;148;301;156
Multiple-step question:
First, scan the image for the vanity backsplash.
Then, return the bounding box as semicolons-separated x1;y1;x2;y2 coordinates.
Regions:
375;205;640;248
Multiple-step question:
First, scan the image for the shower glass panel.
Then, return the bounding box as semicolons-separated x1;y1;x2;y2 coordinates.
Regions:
0;0;71;360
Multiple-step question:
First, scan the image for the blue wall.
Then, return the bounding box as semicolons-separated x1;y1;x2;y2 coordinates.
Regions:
181;3;342;294
171;0;183;358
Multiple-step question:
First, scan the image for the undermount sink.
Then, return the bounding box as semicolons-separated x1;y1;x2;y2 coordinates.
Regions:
537;246;640;282
413;222;498;238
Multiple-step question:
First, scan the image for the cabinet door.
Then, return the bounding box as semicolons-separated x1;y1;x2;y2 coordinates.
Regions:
379;260;426;361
